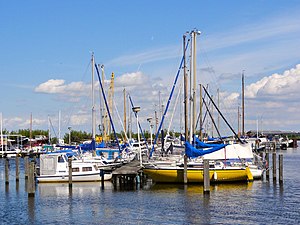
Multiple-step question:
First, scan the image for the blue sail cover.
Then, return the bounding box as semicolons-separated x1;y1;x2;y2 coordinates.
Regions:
206;136;229;141
79;141;95;151
97;140;106;148
194;136;224;148
185;141;226;158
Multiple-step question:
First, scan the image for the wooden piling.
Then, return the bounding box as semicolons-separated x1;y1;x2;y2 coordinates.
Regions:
183;154;188;184
5;158;9;185
279;154;283;184
16;156;19;182
113;175;118;190
24;156;29;179
203;159;210;194
100;169;104;189
28;161;35;197
293;139;298;148
265;152;269;179
272;152;276;181
68;158;72;187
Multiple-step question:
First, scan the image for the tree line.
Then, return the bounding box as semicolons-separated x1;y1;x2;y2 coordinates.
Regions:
2;129;182;144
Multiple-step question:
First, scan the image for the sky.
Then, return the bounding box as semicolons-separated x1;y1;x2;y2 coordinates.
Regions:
1;0;300;138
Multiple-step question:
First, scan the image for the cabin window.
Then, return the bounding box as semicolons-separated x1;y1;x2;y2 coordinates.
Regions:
72;167;79;172
82;167;92;172
58;156;65;163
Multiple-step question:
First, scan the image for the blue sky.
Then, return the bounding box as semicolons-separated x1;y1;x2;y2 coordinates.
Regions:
1;1;300;137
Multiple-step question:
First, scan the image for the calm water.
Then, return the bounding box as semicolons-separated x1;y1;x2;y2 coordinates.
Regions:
1;147;300;225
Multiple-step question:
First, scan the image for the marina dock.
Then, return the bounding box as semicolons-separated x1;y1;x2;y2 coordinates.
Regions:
111;159;144;189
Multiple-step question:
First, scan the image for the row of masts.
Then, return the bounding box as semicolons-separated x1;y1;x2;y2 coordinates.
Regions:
90;28;246;147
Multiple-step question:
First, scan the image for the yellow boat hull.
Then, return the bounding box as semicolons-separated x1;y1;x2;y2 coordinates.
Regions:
144;167;253;183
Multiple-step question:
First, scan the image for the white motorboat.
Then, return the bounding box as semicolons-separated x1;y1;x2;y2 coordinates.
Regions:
36;152;112;183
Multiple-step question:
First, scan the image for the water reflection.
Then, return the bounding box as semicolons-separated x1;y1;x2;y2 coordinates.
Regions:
16;180;19;193
0;149;299;224
5;183;9;195
38;182;114;197
28;196;35;223
150;182;253;193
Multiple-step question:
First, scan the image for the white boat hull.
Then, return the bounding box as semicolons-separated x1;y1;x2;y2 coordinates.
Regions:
36;172;112;183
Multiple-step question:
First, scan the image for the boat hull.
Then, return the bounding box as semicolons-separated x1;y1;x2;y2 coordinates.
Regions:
36;172;112;183
144;167;253;183
249;167;263;179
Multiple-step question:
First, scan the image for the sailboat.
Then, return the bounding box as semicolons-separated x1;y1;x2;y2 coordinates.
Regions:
144;31;254;183
144;139;254;183
80;56;138;167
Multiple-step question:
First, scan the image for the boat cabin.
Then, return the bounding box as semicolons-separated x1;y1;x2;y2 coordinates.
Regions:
39;153;97;176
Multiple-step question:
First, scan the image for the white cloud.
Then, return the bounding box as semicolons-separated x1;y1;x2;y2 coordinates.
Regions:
70;114;89;126
245;64;300;100
115;71;147;88
3;117;46;130
35;79;90;97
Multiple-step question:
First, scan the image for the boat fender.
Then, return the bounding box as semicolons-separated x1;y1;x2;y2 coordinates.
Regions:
213;171;217;180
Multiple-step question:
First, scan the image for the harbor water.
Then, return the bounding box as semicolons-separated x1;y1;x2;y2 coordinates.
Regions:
1;147;299;224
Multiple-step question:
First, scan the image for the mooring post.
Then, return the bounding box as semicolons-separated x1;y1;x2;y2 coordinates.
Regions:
5;158;9;185
265;152;269;179
100;169;104;189
272;152;276;181
279;154;283;184
113;175;117;190
24;156;29;179
293;139;298;148
28;161;35;197
120;176;124;189
16;156;20;182
203;159;210;194
184;154;188;184
68;158;72;187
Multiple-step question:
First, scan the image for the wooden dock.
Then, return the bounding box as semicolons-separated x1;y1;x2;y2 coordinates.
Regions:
111;159;143;190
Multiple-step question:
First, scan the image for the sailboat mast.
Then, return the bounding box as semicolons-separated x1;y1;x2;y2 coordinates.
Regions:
199;84;203;141
123;88;127;141
189;33;193;143
30;113;32;148
183;32;188;184
1;112;3;152
183;33;189;142
242;70;245;137
91;53;96;144
217;88;220;131
48;115;51;144
180;83;183;135
190;29;201;142
192;30;197;140
238;106;240;137
211;95;214;137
